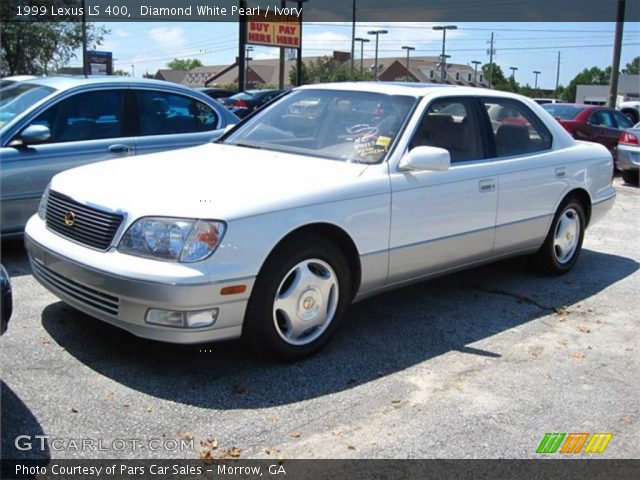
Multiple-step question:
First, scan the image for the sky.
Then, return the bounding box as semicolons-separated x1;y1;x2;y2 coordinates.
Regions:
90;21;640;89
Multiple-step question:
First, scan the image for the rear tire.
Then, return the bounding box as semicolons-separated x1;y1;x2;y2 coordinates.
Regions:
243;235;352;361
531;197;586;275
621;170;639;186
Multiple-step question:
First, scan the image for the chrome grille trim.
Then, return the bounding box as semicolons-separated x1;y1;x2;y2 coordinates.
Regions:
45;191;123;250
32;260;120;316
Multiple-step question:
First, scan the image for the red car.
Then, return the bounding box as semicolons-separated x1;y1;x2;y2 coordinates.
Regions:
542;103;634;154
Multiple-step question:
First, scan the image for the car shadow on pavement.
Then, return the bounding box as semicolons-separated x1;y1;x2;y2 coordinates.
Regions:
1;238;31;279
41;249;637;409
1;381;50;461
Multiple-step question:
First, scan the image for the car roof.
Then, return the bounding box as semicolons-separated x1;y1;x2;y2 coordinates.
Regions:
18;75;195;92
295;82;531;100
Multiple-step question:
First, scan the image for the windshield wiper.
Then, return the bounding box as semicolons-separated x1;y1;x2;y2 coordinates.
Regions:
234;143;262;150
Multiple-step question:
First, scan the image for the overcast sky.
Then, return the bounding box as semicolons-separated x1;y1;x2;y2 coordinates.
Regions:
92;21;639;89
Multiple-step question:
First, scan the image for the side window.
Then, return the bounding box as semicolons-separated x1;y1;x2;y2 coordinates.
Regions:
589;110;614;128
27;90;124;144
136;90;219;136
483;98;552;157
614;111;633;129
410;97;484;163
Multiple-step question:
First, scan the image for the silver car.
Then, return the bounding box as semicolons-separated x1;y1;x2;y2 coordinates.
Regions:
616;122;639;185
0;76;238;237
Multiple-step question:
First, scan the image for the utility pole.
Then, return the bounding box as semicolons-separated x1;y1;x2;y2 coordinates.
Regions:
238;0;247;91
608;0;626;108
354;37;369;78
555;51;561;95
82;0;88;77
433;25;457;81
472;60;481;84
296;0;306;86
279;0;286;89
245;46;253;88
402;46;415;79
351;0;356;79
488;32;495;89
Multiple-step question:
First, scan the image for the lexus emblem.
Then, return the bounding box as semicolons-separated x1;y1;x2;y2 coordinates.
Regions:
64;211;76;227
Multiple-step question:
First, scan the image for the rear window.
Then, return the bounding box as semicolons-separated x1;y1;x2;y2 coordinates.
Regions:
231;92;255;100
542;104;583;120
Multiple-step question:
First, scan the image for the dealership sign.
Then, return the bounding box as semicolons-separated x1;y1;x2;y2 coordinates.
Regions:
246;13;301;48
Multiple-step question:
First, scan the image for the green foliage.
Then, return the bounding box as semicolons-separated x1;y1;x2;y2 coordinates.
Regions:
113;69;130;77
166;58;203;71
143;71;155;79
0;22;108;76
482;63;519;93
622;56;639;75
563;66;611;102
290;56;355;85
212;82;239;91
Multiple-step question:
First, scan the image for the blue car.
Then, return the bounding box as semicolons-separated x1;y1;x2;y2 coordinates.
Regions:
0;76;239;237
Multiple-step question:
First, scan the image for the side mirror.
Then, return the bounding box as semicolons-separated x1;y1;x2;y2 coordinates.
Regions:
20;125;51;145
399;146;451;172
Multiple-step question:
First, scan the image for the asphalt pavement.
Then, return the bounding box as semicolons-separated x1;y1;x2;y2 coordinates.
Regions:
1;177;638;460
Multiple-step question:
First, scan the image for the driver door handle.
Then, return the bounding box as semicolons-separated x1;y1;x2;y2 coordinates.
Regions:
108;144;133;154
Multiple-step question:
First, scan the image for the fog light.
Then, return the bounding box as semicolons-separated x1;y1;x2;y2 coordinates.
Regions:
146;309;184;327
186;309;219;328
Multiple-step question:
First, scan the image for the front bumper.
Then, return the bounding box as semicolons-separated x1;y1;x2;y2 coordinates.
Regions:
25;234;254;344
616;145;640;172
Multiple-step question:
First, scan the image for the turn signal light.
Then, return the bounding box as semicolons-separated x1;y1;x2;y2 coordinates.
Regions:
619;132;639;146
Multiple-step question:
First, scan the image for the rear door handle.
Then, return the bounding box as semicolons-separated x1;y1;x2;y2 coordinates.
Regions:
479;178;496;192
108;144;133;154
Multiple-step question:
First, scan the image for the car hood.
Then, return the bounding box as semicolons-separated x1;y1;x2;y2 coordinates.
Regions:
49;143;376;221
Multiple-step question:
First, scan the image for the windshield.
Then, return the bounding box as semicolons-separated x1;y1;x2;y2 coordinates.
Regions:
223;89;417;164
542;104;583;120
0;83;56;128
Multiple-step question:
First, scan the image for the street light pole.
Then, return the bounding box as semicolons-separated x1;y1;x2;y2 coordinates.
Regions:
354;37;369;78
533;70;541;91
367;30;388;81
433;25;457;81
401;46;415;79
510;66;518;80
245;46;253;88
472;60;482;84
350;0;356;79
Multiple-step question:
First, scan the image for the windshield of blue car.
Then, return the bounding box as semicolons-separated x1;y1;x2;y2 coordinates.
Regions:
224;89;417;164
541;104;582;120
0;83;56;128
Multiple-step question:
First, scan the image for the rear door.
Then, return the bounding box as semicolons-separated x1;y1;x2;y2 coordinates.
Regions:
132;88;225;157
0;88;131;233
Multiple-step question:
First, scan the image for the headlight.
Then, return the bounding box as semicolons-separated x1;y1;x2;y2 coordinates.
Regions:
118;217;226;263
37;184;51;221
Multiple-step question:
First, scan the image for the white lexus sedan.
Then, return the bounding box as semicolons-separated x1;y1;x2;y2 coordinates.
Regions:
25;83;616;360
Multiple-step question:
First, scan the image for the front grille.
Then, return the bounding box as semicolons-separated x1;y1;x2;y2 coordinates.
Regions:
45;191;123;250
32;260;120;316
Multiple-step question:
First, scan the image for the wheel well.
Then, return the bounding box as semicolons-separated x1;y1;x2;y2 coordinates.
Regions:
621;108;639;123
272;223;362;294
564;189;592;226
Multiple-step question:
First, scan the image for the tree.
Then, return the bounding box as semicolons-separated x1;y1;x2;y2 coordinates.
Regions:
289;56;358;86
113;69;130;77
622;56;639;75
166;58;203;71
563;66;611;102
0;22;108;76
482;63;518;92
143;71;155;79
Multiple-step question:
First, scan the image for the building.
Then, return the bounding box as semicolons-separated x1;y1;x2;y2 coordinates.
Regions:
575;74;640;105
154;69;188;84
154;53;488;89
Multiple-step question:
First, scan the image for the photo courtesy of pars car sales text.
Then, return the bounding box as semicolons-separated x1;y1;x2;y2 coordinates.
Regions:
1;0;638;479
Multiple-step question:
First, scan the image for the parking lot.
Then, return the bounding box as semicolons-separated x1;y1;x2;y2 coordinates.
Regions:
1;177;638;460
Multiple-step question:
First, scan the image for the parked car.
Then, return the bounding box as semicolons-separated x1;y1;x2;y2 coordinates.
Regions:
220;89;285;118
0;264;12;335
616;122;640;185
25;83;615;360
0;76;238;237
198;87;237;101
0;75;37;89
618;100;640;124
541;103;634;154
533;98;562;105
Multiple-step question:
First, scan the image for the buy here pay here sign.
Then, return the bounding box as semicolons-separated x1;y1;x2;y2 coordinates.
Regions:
247;13;301;48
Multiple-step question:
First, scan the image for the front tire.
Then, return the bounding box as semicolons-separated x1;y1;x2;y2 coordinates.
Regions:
532;197;586;275
243;235;352;361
